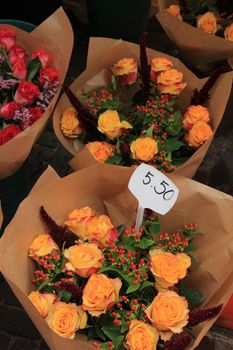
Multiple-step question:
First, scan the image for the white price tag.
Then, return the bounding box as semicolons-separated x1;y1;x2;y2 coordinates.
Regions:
128;164;179;230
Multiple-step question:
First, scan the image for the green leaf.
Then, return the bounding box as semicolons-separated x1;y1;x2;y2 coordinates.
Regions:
145;124;154;138
113;335;125;350
135;238;155;249
60;290;72;303
179;286;205;307
26;56;42;81
126;282;140;294
139;281;154;291
99;266;129;284
163;138;184;153
105;154;123;165
111;74;117;91
148;221;160;236
102;327;122;340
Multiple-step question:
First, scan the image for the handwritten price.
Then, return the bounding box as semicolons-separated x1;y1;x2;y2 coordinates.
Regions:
142;171;175;201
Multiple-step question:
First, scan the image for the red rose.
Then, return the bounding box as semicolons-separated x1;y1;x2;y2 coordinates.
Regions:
0;125;21;145
29;107;43;125
38;66;59;85
0;29;16;51
31;49;53;68
9;45;27;65
12;58;27;80
14;81;40;105
0;101;21;118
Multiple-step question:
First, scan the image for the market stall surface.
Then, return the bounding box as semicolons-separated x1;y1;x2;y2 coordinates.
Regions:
0;9;233;350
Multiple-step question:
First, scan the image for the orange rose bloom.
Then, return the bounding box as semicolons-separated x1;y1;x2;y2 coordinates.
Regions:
112;57;138;85
60;107;83;138
150;57;173;82
82;273;122;317
87;215;118;243
183;105;210;130
64;243;104;278
86;141;114;163
126;320;159;350
28;233;58;261
166;4;182;20
157;69;187;95
130;137;158;162
224;23;233;41
64;207;96;240
150;248;191;289
197;12;217;35
28;291;56;318
187;120;213;148
46;302;87;339
146;291;189;337
98;110;132;140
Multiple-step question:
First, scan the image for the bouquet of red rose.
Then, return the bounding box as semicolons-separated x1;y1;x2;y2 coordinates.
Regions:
53;36;232;178
0;7;73;179
157;0;233;68
1;164;233;350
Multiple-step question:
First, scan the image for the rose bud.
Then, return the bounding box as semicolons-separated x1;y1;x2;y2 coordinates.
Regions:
12;58;27;80
0;29;15;51
38;66;59;85
14;81;40;105
28;291;56;318
0;125;21;145
0;101;21;118
31;49;53;68
28;107;43;125
28;233;59;262
111;57;138;85
9;45;27;65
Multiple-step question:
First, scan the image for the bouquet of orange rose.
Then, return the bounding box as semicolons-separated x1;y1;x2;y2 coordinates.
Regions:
1;164;233;350
53;36;232;177
27;204;222;350
0;7;73;179
157;0;233;68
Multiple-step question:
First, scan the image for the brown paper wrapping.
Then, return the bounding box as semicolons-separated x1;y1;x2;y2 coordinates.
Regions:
0;163;233;349
157;2;233;67
53;37;232;178
0;7;74;179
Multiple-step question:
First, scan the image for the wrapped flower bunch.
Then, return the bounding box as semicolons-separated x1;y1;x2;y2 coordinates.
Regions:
166;0;233;41
0;29;59;145
28;205;222;349
59;34;224;173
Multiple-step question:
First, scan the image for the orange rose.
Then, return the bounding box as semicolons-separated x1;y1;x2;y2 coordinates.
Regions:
82;273;122;317
98;110;132;140
130;137;158;162
197;12;217;35
28;234;58;261
183;105;210;130
150;57;173;82
126;320;159;350
112;57;138;85
87;215;118;243
224;23;233;41
187;120;213;148
28;291;56;318
146;291;189;338
86;141;114;163
64;207;96;240
166;4;182;20
46;301;87;339
157;69;187;95
60;107;83;138
150;248;191;289
64;243;104;278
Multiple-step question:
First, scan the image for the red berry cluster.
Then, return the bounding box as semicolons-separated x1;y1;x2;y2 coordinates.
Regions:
135;97;179;172
158;223;198;253
82;89;114;116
